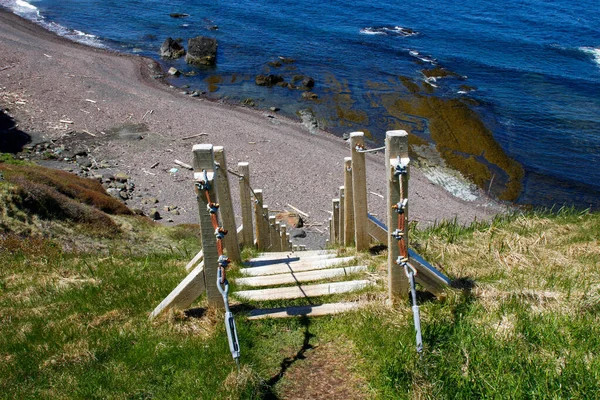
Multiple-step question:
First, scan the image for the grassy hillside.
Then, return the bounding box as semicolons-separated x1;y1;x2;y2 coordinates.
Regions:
1;156;598;399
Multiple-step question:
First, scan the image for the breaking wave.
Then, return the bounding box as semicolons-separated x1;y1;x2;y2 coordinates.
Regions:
360;25;418;37
0;0;105;48
580;47;600;68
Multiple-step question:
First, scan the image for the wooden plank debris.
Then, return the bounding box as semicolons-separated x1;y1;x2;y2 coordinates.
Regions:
286;204;309;218
174;159;193;170
182;132;209;140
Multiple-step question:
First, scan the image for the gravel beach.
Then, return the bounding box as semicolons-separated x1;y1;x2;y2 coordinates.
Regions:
0;9;508;248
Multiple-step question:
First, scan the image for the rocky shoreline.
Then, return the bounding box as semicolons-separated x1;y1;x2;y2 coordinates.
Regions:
0;8;509;248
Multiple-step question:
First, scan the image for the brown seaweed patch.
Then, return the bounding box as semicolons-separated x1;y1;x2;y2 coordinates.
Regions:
382;95;524;200
408;133;430;148
325;75;369;127
399;77;421;94
204;75;222;93
335;104;369;126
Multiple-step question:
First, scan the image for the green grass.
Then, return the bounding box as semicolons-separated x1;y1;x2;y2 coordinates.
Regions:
1;182;599;399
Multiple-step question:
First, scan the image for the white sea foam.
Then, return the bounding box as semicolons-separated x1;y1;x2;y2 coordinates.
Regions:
580;47;600;68
412;145;480;201
360;26;418;37
408;49;436;64
422;167;479;201
360;27;386;35
1;1;105;48
15;0;37;10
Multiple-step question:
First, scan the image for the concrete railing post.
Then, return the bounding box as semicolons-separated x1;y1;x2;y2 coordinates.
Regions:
343;157;354;247
192;144;222;307
262;205;271;250
237;162;254;248
350;132;369;251
386;130;410;302
213;147;241;263
274;222;283;252
253;189;268;251
332;198;340;244
269;215;277;252
338;187;345;245
280;224;287;252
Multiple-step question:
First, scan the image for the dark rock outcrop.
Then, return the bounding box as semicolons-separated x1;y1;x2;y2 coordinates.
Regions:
255;74;284;86
159;37;186;59
301;77;315;88
185;36;217;66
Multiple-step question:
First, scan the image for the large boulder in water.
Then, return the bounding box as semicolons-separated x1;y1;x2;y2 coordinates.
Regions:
159;37;185;59
185;36;217;66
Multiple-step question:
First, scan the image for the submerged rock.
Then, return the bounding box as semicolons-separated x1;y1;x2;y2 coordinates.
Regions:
255;74;284;86
185;36;217;66
159;37;186;59
301;77;315;88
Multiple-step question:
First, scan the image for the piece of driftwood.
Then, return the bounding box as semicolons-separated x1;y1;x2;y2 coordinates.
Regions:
286;204;309;218
182;133;209;140
174;160;193;170
141;110;153;120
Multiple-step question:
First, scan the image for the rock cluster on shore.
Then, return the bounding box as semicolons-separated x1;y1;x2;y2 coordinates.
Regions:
185;36;217;66
159;35;217;66
159;37;186;59
16;137;182;222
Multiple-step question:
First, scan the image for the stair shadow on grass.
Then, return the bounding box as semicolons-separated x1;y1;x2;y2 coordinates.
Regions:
261;315;315;400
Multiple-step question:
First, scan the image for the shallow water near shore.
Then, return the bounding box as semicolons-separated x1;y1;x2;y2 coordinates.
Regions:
2;0;599;209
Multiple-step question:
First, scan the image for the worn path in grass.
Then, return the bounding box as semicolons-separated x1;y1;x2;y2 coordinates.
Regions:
0;9;507;248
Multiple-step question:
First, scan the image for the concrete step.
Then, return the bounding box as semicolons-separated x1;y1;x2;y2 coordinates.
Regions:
247;302;365;320
247;250;336;261
235;266;368;288
240;256;355;277
244;253;340;267
235;280;372;301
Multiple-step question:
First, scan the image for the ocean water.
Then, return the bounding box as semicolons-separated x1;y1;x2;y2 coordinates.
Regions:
2;0;599;208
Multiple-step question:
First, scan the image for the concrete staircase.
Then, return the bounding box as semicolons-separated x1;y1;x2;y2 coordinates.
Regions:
233;250;373;320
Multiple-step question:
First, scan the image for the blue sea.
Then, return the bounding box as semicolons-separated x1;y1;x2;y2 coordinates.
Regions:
2;0;599;209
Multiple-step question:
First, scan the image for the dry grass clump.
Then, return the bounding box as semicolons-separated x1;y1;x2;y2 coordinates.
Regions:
0;162;136;237
152;303;222;339
420;212;599;297
0;163;131;215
